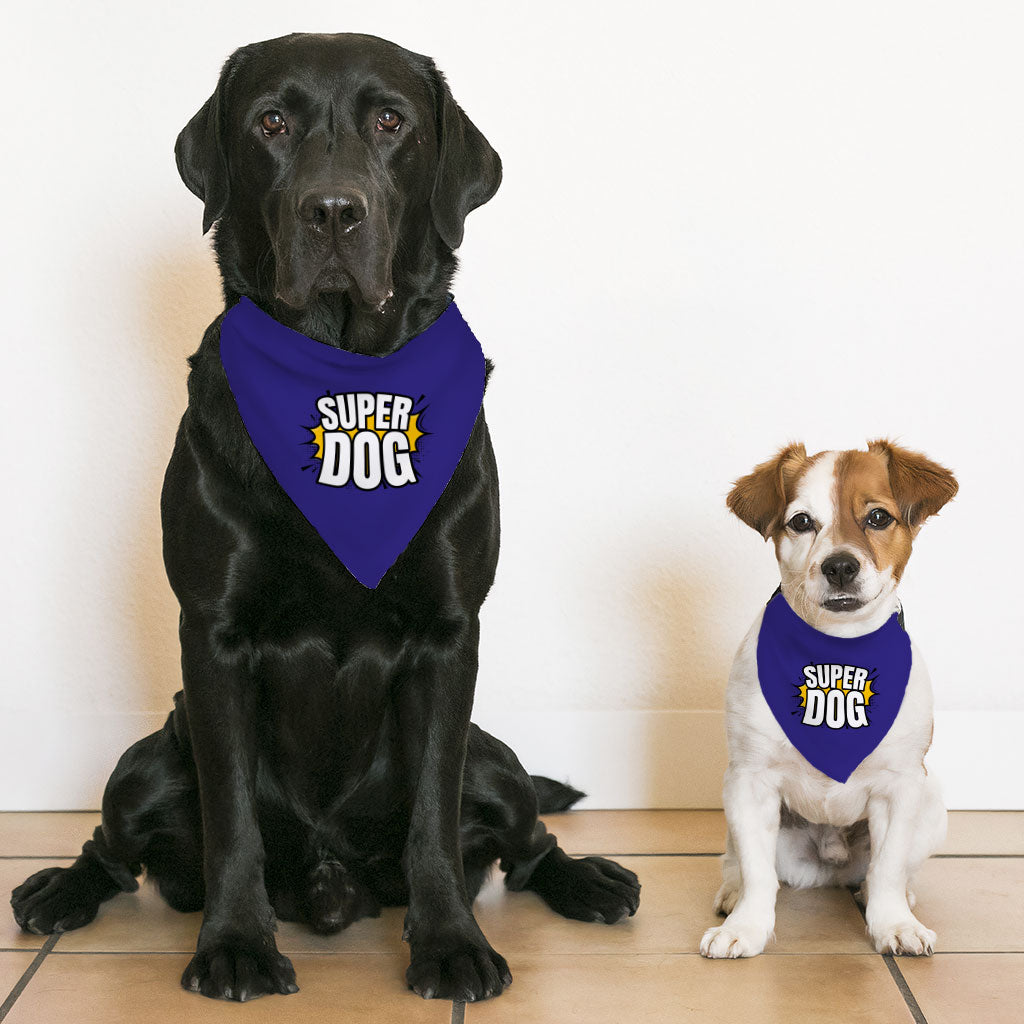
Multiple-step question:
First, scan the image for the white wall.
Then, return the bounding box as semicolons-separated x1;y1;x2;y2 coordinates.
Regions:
3;1;1022;809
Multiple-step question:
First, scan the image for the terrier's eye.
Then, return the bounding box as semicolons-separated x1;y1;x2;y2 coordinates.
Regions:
788;512;814;533
866;508;894;530
376;109;403;132
260;111;288;136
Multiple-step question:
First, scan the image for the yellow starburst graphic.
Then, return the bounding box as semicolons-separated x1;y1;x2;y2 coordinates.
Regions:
798;677;875;707
309;413;423;461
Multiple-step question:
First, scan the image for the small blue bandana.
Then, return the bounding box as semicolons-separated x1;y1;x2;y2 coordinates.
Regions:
756;592;912;783
219;296;486;588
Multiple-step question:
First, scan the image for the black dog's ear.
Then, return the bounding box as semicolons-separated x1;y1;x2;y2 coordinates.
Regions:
175;53;239;235
430;67;502;250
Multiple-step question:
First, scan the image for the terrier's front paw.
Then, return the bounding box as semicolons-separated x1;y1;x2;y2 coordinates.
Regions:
699;918;771;959
871;919;936;956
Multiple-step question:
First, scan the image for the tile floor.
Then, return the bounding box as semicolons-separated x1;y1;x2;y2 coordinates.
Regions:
0;810;1021;1023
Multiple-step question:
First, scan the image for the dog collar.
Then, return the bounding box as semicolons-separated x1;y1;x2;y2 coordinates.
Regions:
756;591;912;783
219;296;486;588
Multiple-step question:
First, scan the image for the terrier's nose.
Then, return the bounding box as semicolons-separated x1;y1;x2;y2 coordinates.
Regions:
297;190;368;233
821;553;860;588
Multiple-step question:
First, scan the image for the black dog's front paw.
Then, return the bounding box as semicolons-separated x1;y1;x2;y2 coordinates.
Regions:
181;935;298;1001
406;925;511;1002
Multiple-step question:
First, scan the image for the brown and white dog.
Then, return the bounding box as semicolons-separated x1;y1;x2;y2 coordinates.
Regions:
700;440;957;959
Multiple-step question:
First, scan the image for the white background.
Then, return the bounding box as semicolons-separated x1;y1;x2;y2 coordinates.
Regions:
2;1;1022;809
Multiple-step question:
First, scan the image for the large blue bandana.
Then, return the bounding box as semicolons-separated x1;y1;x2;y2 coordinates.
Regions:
756;593;912;783
219;297;486;588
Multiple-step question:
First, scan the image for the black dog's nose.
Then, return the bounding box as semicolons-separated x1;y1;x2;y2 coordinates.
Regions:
298;190;368;233
821;553;860;588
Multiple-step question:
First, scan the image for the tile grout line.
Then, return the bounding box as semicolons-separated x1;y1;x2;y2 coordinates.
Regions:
932;853;1023;858
0;933;59;1022
577;852;723;858
4;949;1016;957
604;850;1007;857
2;852;1023;860
451;999;465;1024
880;956;929;1024
545;851;1021;859
845;887;928;1024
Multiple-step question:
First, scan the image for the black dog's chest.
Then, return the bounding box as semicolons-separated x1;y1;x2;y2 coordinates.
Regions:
230;545;414;802
226;495;464;644
161;353;500;814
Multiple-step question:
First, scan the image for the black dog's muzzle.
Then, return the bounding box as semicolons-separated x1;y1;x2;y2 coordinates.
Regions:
269;134;396;310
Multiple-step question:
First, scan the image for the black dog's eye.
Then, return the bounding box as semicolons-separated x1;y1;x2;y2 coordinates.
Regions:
866;508;894;530
260;111;288;137
788;512;815;533
376;109;403;133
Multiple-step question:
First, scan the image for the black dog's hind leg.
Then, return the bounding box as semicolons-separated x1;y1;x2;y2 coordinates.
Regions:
460;725;641;924
11;702;202;934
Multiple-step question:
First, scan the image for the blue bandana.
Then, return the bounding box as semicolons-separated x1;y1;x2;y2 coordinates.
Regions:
756;592;912;783
219;297;486;588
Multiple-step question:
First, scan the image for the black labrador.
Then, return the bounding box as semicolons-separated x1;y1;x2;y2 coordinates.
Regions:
11;33;640;1003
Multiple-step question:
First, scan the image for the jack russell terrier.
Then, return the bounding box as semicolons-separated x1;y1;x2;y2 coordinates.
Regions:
701;440;957;960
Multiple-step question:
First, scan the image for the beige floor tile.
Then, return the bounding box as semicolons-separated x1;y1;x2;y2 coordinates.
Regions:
900;953;1024;1024
54;872;409;955
0;859;74;950
911;857;1024;952
25;854;873;959
941;812;1024;856
0;813;99;857
475;855;874;956
465;953;913;1024
546;809;1024;857
3;952;450;1023
0;952;36;1000
543;810;726;854
0;810;1014;860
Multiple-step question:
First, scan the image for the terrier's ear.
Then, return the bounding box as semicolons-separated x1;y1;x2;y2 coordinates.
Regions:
727;443;808;539
868;439;958;532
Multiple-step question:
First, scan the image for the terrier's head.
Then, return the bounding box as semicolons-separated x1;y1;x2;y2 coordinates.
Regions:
727;441;957;631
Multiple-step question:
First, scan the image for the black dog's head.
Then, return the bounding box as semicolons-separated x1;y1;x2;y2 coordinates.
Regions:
176;33;500;329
